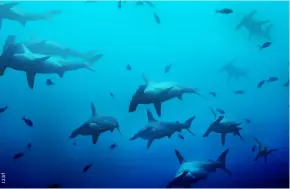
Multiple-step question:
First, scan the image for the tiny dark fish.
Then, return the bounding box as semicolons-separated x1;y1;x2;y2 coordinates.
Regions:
210;108;217;118
27;143;32;151
252;145;256;152
13;152;24;159
267;77;279;83
216;108;225;114
0;105;8;113
284;80;289;87
257;80;265;88
73;141;77;146
244;119;251;123
22;117;33;127
216;8;233;14
257;42;272;51
110;92;114;99
46;79;54;86
47;184;61;188
234;90;245;94
117;0;122;9
178;134;184;140
153;12;160;24
126;64;132;71
164;64;172;73
83;163;92;172
209;92;216;97
110;143;118;149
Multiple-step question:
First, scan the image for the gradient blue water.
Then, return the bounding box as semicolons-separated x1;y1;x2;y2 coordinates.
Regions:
0;1;289;188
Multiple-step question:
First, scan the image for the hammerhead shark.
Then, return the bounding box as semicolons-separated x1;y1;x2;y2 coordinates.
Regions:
70;102;121;144
236;10;273;40
0;2;61;29
254;138;278;164
167;148;231;188
130;109;195;149
219;58;248;82
203;116;244;146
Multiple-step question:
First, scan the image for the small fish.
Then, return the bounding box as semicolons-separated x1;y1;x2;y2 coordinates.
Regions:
257;42;272;51
178;134;184;140
47;184;61;188
164;64;172;73
73;141;77;146
284;80;289;87
117;0;122;9
234;90;245;95
110;92;114;99
27;143;32;151
126;64;132;71
252;145;256;152
22;117;33;127
0;105;8;113
210;108;217;118
110;143;118;149
13;152;24;159
153;12;160;24
209;92;216;97
267;77;279;83
83;163;92;172
46;79;54;86
244;119;251;123
216;108;225;114
216;8;233;14
257;80;265;88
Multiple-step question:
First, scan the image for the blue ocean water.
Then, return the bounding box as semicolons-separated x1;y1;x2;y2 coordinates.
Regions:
0;1;289;188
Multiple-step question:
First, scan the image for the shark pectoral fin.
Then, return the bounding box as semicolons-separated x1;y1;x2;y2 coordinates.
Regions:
0;66;7;76
177;95;183;100
147;139;154;149
186;129;195;136
57;70;65;78
92;133;100;144
26;72;36;89
20;19;27;27
154;102;162;117
221;133;226;146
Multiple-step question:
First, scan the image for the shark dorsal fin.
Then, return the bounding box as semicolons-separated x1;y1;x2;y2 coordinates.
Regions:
175;149;187;164
91;102;97;116
147;109;156;122
142;73;151;85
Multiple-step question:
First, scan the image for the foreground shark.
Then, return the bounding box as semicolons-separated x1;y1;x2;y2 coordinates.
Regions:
0;2;61;29
3;35;102;64
130;110;195;149
129;75;206;117
167;148;231;188
0;44;100;89
254;138;278;164
236;10;273;40
70;102;121;144
203;116;244;146
219;58;248;82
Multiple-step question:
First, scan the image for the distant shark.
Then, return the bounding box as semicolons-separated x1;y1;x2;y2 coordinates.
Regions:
219;58;248;82
167;148;231;188
236;10;273;40
0;2;61;29
70;102;121;144
3;35;103;64
254;138;278;164
129;74;206;117
130;109;195;149
203;116;244;146
0;43;101;89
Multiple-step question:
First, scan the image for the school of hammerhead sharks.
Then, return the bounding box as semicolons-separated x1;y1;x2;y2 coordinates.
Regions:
0;1;288;188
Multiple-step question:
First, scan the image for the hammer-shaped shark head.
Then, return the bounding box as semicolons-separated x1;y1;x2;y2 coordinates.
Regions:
129;84;148;113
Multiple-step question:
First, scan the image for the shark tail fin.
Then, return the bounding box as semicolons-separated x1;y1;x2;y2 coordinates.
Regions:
175;149;186;164
203;116;224;137
184;116;196;136
216;148;232;176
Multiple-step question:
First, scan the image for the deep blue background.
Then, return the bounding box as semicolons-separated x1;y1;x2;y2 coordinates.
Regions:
0;1;289;188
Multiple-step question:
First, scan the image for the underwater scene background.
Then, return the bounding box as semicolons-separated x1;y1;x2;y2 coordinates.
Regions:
0;0;289;188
